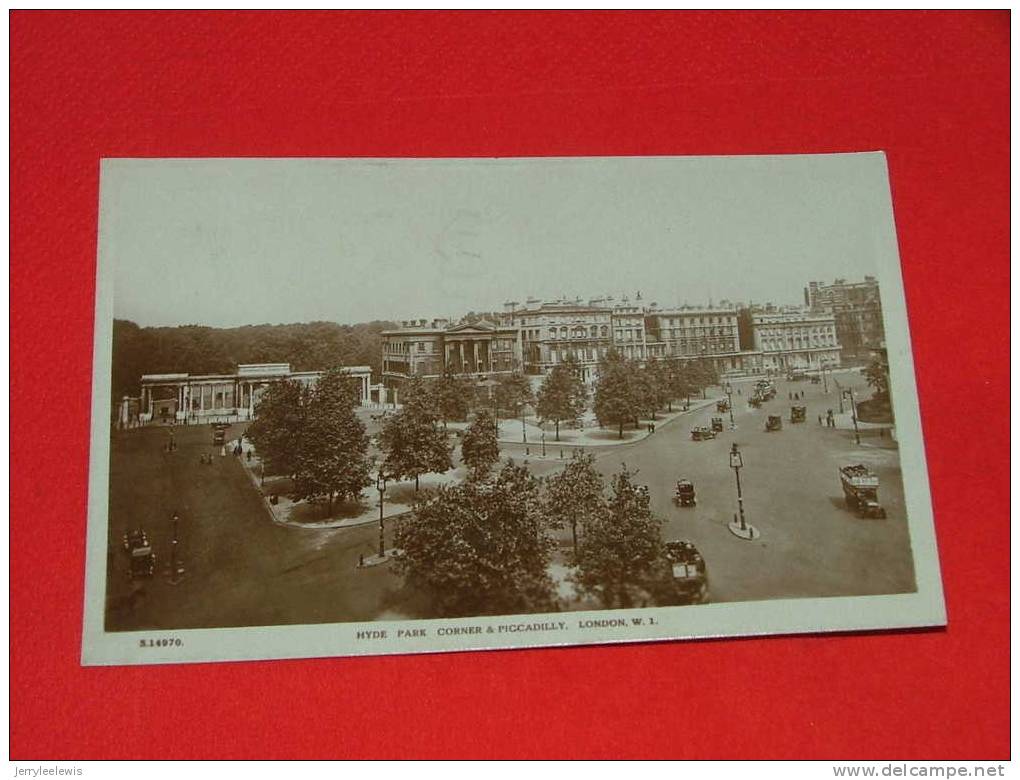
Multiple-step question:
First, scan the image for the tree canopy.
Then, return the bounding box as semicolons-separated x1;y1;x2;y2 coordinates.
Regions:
246;370;373;515
535;356;587;441
544;450;605;556
460;410;500;480
290;370;374;514
245;379;309;478
379;377;453;491
572;466;667;609
430;372;472;427
593;350;640;438
394;461;558;618
111;318;395;402
495;372;535;419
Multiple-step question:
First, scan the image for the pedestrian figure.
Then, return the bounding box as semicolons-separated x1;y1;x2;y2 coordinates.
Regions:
246;450;252;462
818;415;823;425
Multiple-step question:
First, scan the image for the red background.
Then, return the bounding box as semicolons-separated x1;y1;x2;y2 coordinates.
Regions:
10;11;1010;759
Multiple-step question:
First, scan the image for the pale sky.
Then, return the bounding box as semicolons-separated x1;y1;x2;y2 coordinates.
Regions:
101;154;892;328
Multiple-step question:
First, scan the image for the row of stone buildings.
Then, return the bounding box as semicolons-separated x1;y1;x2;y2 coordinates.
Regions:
123;278;884;425
380;277;885;394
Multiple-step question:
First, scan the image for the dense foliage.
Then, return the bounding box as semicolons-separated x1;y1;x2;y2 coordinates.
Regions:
593;350;639;438
290;370;374;514
379;377;453;491
460;410;500;480
394;461;557;618
543;450;605;556
572;467;668;609
245;370;373;515
111;318;396;400
535;356;587;441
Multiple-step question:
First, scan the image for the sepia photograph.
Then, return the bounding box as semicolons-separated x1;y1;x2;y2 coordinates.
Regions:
82;153;945;665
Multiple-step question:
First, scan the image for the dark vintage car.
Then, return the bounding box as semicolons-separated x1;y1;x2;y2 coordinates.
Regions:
710;416;725;432
765;414;783;432
690;426;717;441
673;479;696;507
122;529;156;580
790;405;807;423
664;540;708;604
212;423;228;446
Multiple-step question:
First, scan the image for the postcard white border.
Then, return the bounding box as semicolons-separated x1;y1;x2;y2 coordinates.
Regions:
81;153;945;666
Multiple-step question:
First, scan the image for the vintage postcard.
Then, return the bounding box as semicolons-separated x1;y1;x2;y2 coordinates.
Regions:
82;153;945;665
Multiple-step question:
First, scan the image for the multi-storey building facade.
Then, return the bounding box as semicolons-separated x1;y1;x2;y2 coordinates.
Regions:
805;276;884;361
643;306;743;373
380;318;524;396
510;298;614;384
750;309;841;373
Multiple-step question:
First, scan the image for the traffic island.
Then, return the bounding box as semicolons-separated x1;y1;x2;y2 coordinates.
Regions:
358;553;392;568
728;518;760;541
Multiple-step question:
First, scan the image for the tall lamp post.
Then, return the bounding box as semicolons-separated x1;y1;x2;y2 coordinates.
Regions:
821;359;830;394
844;388;861;445
727;443;759;541
376;470;388;559
725;384;736;430
168;511;184;584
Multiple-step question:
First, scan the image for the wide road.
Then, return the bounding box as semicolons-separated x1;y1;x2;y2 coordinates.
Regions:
577;371;915;603
106;422;419;631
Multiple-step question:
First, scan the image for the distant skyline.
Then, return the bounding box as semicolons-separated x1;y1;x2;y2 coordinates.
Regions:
102;155;891;329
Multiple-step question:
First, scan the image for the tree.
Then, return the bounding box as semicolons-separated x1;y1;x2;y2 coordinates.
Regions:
572;466;666;609
431;372;471;428
864;353;890;399
633;363;669;422
593;350;639;439
690;358;719;397
379;377;453;492
544;450;605;556
246;379;309;477
291;369;373;515
535;356;587;442
394;461;558;617
461;410;500;480
495;372;535;420
665;359;693;409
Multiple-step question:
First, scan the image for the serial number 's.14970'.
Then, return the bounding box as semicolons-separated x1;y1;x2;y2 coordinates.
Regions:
138;638;183;648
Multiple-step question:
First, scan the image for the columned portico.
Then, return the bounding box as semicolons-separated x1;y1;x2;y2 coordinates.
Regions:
137;363;373;425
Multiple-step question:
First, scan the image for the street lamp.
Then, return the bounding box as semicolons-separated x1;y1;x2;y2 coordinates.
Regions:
844;388;861;445
376;470;388;559
725;384;736;430
727;443;759;541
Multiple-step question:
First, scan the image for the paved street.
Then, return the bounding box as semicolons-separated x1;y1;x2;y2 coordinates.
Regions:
106;369;914;631
559;371;915;603
106;423;420;631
